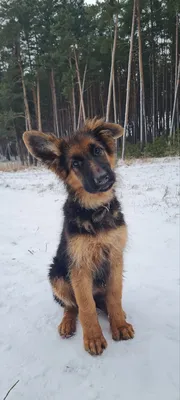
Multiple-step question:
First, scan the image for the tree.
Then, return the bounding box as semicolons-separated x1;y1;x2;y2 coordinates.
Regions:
106;14;118;122
0;0;179;162
136;0;147;146
170;58;180;138
122;0;136;159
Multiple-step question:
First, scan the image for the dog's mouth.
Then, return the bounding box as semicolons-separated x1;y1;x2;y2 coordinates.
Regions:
82;168;115;194
96;178;115;192
84;176;115;194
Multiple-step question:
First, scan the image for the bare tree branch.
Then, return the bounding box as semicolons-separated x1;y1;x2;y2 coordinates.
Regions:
3;380;19;400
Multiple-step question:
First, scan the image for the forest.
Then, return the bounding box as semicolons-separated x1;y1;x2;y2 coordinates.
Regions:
0;0;179;163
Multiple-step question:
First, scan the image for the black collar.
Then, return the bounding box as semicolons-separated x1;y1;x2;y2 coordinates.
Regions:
65;195;114;223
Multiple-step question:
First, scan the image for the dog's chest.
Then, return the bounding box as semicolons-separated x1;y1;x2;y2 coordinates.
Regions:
64;196;125;236
68;225;127;273
93;248;110;287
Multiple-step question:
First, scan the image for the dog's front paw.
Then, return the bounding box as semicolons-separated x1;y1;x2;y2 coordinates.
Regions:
84;331;107;355
111;321;134;341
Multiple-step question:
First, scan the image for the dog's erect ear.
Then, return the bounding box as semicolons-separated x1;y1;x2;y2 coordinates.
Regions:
100;121;124;139
23;130;61;165
85;118;124;139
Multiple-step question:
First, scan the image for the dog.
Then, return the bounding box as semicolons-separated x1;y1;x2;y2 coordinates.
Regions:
23;118;134;355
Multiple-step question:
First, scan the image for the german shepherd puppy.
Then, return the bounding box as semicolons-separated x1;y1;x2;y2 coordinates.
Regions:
23;118;134;355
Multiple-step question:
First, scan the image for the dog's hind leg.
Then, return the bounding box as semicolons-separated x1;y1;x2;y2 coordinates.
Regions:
50;277;78;338
58;307;78;338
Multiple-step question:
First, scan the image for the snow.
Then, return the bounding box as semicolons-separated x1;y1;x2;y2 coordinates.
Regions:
0;157;179;400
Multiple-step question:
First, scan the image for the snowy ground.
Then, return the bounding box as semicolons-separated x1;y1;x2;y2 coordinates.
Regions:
0;158;179;400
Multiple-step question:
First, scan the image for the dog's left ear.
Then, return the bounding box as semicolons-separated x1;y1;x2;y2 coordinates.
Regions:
85;118;124;139
23;130;62;167
100;122;124;139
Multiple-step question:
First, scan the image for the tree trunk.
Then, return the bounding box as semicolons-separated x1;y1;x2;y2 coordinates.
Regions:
18;56;32;131
156;62;159;134
77;64;87;129
37;72;42;131
14;122;25;165
18;55;34;165
150;0;155;141
132;68;137;144
32;85;38;126
113;69;117;156
50;68;59;137
67;105;72;136
106;14;118;122
73;46;86;123
136;0;146;146
69;57;76;132
170;59;180;138
170;61;173;132
151;53;155;141
100;83;105;117
89;85;94;117
175;13;179;134
122;0;136;159
24;111;33;165
6;143;11;161
113;70;117;123
87;85;90;117
165;51;168;134
117;70;122;123
162;53;165;134
71;84;76;132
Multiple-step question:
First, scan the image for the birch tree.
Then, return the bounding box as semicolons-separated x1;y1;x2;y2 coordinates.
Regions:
121;0;136;159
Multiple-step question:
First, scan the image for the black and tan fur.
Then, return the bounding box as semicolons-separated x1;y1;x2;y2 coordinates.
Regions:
23;118;134;355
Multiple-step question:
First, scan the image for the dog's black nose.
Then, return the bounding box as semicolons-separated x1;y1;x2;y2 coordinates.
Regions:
94;171;109;186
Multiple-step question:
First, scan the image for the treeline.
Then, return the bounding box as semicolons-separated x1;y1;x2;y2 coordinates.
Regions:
0;0;179;163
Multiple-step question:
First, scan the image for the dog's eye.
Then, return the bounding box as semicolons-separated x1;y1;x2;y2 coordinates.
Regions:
94;147;103;156
72;160;81;169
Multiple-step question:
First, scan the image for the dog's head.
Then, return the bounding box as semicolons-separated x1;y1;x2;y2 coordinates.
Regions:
23;118;124;206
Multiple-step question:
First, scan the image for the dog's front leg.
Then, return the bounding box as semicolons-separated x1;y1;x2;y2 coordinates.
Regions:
106;254;134;341
71;268;107;355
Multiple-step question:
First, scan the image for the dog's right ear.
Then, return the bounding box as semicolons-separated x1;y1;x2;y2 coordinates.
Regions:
23;130;62;167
